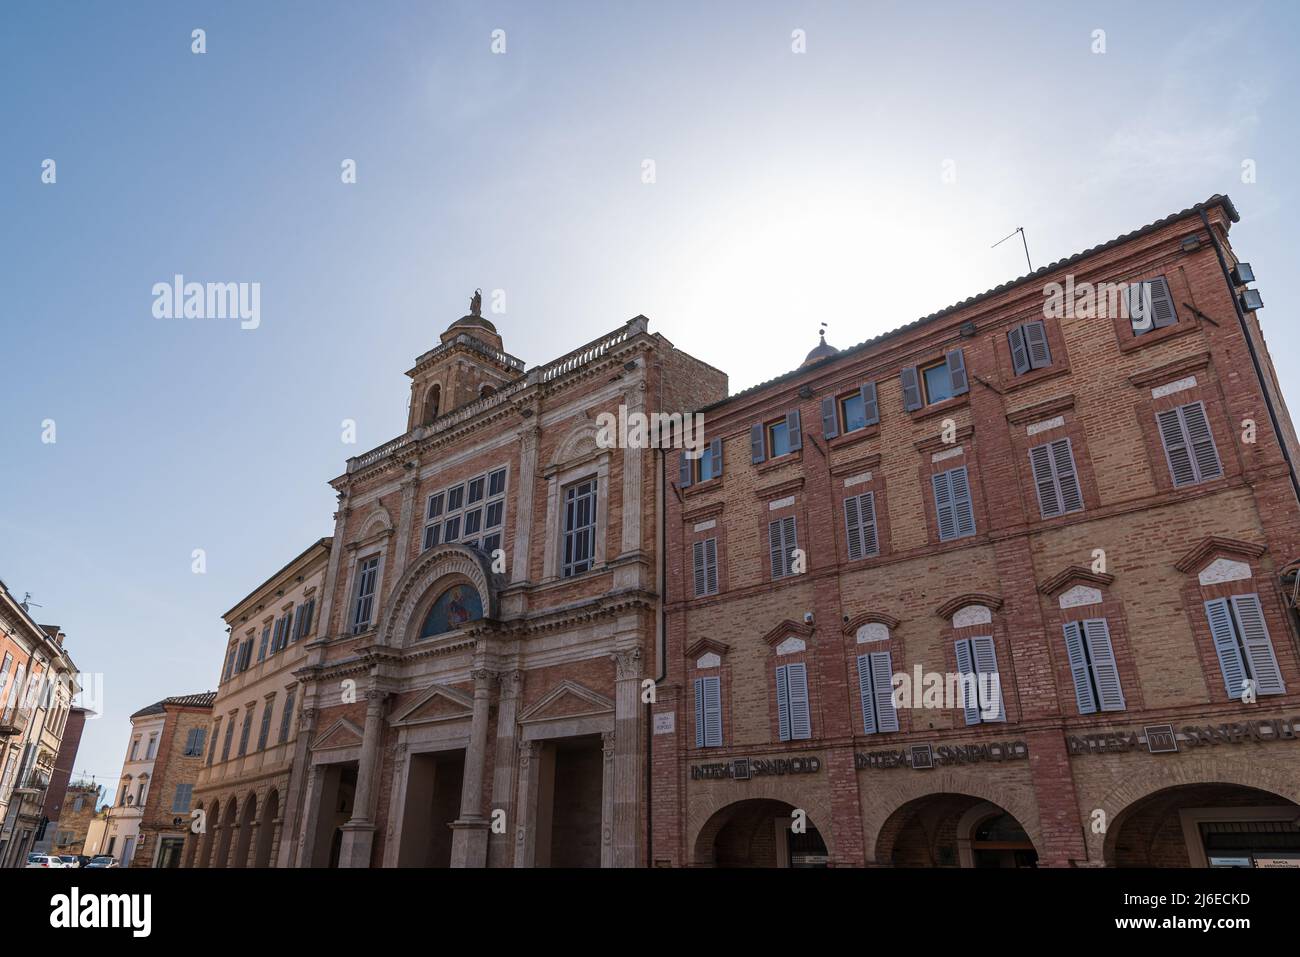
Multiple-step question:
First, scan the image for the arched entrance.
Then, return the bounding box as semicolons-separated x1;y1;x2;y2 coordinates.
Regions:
213;800;237;868
694;799;828;868
253;790;279;868
876;794;1039;868
1105;783;1300;867
232;794;257;868
196;800;216;867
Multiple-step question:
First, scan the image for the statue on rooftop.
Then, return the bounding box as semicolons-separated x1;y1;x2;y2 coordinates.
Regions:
470;288;482;317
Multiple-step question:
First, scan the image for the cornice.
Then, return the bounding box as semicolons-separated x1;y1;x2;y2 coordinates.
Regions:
1174;535;1266;574
1037;565;1115;596
935;593;1004;620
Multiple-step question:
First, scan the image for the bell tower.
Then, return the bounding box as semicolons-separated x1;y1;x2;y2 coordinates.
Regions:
406;289;525;430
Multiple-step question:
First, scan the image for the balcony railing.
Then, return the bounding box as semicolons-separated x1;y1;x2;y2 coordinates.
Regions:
0;707;32;737
13;770;50;794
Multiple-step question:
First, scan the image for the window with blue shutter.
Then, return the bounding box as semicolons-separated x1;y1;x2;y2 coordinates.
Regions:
856;651;898;734
1157;401;1222;488
1009;321;1052;375
1127;276;1178;335
932;466;976;541
694;676;722;747
1204;594;1285;698
279;686;297;744
1063;619;1125;714
693;538;719;597
954;636;1004;724
775;662;811;741
844;491;879;560
768;515;798;578
1029;438;1084;518
825;382;879;437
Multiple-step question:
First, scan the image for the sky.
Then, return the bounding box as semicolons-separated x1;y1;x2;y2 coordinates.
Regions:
3;0;1298;801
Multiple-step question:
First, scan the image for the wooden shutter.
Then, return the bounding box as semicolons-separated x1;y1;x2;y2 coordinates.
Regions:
300;598;314;639
932;470;956;541
870;651;898;733
1205;598;1249;699
970;635;1004;721
783;516;797;573
1008;326;1030;376
750;423;765;464
1082;618;1126;711
948;466;975;537
1181;402;1222;482
786;410;802;451
1024;319;1052;368
860;381;879;427
844;495;863;560
953;639;982;726
697;676;722;746
694;678;706;747
1029;444;1062;517
820;396;839;439
768;519;785;578
786;662;811;740
1127;281;1153;334
1157;407;1196;487
679;451;693;488
775;664;791;740
709;437;723;478
901;366;922;411
1063;621;1096;714
946;349;969;395
704;538;718;594
856;655;876;734
1148;277;1177;329
1052;438;1083;512
1231;594;1285;695
845;492;878;560
692;541;707;597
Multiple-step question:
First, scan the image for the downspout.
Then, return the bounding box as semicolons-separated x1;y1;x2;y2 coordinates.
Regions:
1199;208;1300;507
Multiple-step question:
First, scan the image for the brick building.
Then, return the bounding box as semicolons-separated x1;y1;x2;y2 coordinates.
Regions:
37;704;90;856
50;780;101;859
652;195;1300;868
188;539;331;867
268;300;724;868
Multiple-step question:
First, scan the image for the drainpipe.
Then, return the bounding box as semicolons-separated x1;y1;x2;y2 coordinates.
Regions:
1199;208;1300;507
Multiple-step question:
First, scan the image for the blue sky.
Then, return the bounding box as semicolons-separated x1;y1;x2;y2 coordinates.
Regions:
3;1;1297;798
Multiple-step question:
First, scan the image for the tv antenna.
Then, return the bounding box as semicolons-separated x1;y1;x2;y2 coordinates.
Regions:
992;226;1034;273
21;592;42;612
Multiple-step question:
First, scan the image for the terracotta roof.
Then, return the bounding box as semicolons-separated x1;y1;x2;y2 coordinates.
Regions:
130;691;217;719
704;194;1239;410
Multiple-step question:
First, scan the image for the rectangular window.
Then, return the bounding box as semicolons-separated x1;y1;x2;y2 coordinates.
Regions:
692;538;719;597
562;477;598;577
1127;276;1178;335
279;687;296;744
171;784;193;813
129;737;140;761
767;515;798;579
257;697;275;751
922;360;954;404
750;411;801;463
423;467;508;553
1205;594;1285;698
821;383;880;439
932;465;976;541
1008;320;1052;375
237;707;254;757
351;556;380;633
183;727;206;756
207;720;220;766
954;636;1004;724
1063;619;1126;714
1029;438;1083;518
857;651;899;734
775;662;811;741
145;734;158;760
1157;401;1223;487
768;420;790;457
257;624;271;662
678;439;723;488
844;491;879;560
902;350;968;411
222;643;237;681
693;676;722;747
220;715;236;762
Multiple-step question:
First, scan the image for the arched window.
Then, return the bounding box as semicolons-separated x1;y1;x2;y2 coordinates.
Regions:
423;384;441;425
419;584;483;638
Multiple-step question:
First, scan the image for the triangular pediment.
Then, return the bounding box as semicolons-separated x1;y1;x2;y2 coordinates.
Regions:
1174;536;1266;574
519;680;614;724
312;717;364;751
392;683;475;726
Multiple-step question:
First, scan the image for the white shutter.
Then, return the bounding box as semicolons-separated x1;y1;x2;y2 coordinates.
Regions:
971;636;1004;721
775;664;791;741
703;676;722;746
954;639;981;726
787;662;811;740
1231;594;1285;695
1063;622;1097;715
1205;598;1249;699
870;651;899;733
1082;618;1125;711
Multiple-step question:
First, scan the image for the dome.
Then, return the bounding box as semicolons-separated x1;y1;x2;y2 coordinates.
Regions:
447;313;498;335
802;334;838;367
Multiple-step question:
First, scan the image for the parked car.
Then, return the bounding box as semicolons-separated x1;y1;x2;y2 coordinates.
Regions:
83;855;118;868
58;855;82;868
26;854;65;868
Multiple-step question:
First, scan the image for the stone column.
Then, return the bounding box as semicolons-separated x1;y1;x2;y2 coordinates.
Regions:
600;730;617;867
512;741;541;867
511;424;541;584
611;647;643;867
294;763;324;868
315;496;350;636
450;668;494;867
337;691;388;868
488;671;523;868
280;703;318;868
619;382;646;556
393;472;421;575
